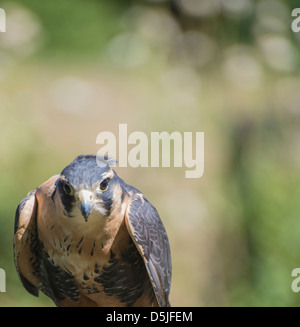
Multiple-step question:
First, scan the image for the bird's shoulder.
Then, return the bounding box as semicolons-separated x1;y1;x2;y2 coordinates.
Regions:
35;174;59;200
115;174;146;202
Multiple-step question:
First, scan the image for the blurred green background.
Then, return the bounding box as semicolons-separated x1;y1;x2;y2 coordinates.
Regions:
0;0;300;306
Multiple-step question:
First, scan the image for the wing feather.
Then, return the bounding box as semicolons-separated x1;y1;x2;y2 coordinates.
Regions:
14;189;39;297
125;194;172;307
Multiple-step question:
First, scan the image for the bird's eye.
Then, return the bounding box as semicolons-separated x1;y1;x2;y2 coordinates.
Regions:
63;182;73;196
98;179;109;192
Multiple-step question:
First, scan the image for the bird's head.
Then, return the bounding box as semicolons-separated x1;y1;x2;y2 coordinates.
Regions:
53;155;123;223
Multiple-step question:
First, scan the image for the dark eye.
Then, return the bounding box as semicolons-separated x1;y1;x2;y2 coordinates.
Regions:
63;182;73;196
98;179;109;192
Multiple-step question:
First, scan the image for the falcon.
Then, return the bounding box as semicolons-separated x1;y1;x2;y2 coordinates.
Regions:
14;155;172;307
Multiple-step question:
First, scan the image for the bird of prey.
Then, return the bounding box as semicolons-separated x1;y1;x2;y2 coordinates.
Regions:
14;155;172;307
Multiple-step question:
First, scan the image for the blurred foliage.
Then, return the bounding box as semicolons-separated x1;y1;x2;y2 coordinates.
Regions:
0;0;300;306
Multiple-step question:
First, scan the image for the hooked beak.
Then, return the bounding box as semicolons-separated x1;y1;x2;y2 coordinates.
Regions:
77;190;94;222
